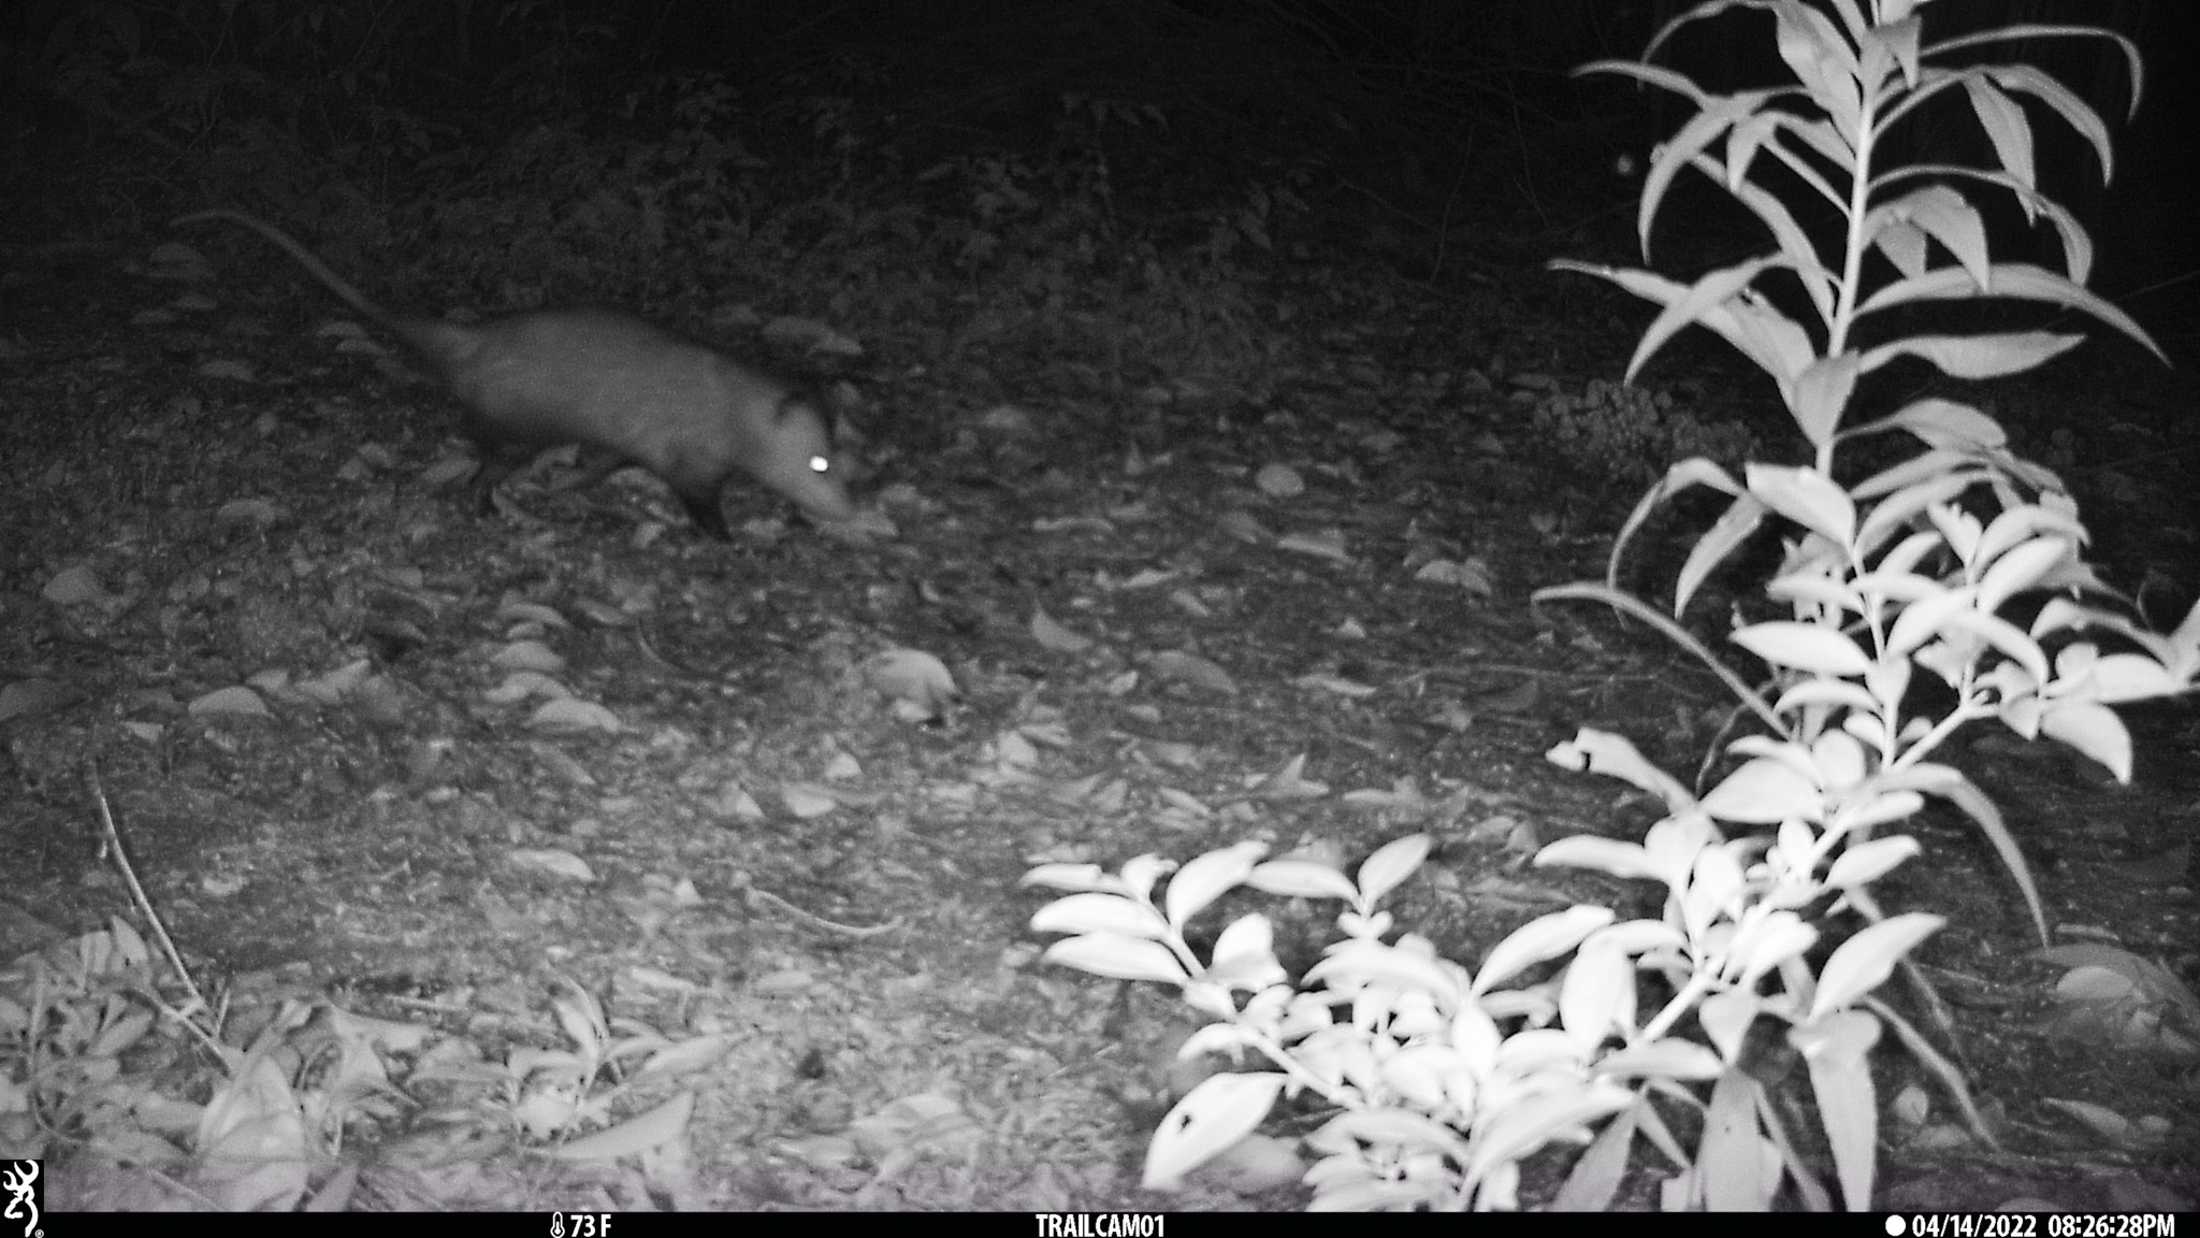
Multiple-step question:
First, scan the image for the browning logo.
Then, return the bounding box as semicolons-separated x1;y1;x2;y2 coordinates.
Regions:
1;1161;38;1238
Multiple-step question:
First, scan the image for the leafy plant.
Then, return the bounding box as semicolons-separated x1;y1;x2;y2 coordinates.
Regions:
1028;817;1961;1210
1541;0;2189;943
1026;0;2199;1212
1028;838;1631;1210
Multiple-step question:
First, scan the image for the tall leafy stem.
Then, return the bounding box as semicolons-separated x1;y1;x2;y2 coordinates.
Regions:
1024;0;2198;1212
1542;0;2190;943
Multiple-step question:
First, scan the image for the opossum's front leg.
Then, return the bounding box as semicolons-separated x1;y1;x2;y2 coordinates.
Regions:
674;488;733;540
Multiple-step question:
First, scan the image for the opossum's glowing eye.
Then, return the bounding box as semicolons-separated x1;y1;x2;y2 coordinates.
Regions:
809;455;831;474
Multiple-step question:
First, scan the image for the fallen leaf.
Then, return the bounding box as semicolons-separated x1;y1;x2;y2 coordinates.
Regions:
994;730;1041;768
2039;1097;2167;1150
419;452;478;488
1245;753;1328;799
1276;528;1350;562
0;678;78;724
709;782;764;820
864;647;959;720
1341;779;1430;809
1294;673;1377;698
2035;944;2200;1060
1148;650;1237;695
1020;721;1074;748
41;564;112;606
1480;678;1542;713
978;404;1037;436
318;320;380;349
188;686;272;719
1255;463;1305;497
780;783;840;819
638;1033;733;1079
509;849;596;883
484;670;571;705
215;498;282;528
1156;787;1213;816
541;1092;695;1161
752;968;817;994
497;599;573;629
525;698;621;733
200;872;247;897
196;359;257;382
1033;514;1117;535
1890;1083;1931;1129
1169;589;1214;619
1030;609;1094;653
778;1133;859;1170
151;241;211;275
492;640;567;673
848;1091;979;1161
302;1165;360;1213
1416;556;1496;596
295;659;374;706
1216;511;1272;543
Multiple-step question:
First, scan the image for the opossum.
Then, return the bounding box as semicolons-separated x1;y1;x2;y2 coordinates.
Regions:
172;210;856;536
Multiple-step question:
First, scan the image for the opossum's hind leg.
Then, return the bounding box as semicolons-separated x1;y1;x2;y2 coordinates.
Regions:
674;486;732;540
547;448;634;496
553;449;727;535
658;454;733;539
545;449;730;538
467;440;538;516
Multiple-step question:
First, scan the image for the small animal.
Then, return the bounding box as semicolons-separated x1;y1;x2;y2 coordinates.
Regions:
173;210;856;536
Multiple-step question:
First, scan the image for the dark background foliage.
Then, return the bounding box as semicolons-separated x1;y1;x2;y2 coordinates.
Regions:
7;0;2191;257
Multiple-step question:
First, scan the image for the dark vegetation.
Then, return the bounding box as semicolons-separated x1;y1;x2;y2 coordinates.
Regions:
1;0;2195;1212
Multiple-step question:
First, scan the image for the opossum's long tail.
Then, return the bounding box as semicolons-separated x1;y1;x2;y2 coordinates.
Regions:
174;210;400;333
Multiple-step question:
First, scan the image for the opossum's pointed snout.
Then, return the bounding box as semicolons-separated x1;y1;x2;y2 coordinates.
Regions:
764;397;858;523
789;455;858;523
803;494;860;523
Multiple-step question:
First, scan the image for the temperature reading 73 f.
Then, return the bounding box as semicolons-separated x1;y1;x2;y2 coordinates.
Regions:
556;1213;613;1238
